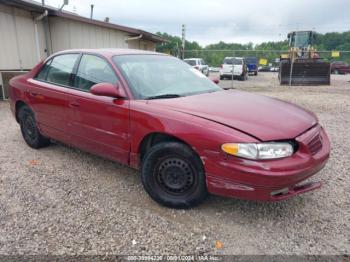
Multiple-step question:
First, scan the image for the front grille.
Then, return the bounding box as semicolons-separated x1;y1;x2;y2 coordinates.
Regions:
307;133;323;155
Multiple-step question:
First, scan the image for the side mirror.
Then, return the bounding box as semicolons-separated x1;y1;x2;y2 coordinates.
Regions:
90;82;126;98
209;76;220;85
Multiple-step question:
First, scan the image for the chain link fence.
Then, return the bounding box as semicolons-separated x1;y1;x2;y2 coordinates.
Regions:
177;49;350;86
182;49;350;66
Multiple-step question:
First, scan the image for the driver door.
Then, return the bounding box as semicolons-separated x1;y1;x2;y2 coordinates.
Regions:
65;54;130;164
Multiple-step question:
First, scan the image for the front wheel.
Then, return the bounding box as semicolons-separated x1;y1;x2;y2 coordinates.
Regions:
18;105;50;149
141;142;207;209
240;72;248;81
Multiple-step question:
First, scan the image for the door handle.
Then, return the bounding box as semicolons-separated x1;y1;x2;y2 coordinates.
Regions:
29;92;39;97
69;101;80;108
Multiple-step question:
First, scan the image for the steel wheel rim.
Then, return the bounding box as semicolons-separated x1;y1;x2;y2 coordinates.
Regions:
155;157;196;195
22;113;36;142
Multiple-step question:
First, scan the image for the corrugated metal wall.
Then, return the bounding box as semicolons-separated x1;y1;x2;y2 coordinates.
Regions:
128;39;156;51
49;17;130;52
0;4;157;71
142;40;156;51
49;17;156;52
0;4;46;70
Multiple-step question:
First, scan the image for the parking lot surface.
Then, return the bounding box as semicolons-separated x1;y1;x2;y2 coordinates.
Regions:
0;73;349;255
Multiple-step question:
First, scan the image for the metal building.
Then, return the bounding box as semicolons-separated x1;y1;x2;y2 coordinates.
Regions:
0;0;165;99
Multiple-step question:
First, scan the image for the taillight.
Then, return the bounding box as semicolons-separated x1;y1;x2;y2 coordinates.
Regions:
220;64;223;69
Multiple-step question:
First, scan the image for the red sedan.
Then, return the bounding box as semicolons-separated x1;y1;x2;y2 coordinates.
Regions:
331;61;350;75
9;49;330;208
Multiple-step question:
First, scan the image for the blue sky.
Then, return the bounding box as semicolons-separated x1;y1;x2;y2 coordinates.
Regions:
37;0;350;46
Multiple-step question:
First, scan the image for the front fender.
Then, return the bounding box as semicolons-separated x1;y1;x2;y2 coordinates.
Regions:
129;100;259;169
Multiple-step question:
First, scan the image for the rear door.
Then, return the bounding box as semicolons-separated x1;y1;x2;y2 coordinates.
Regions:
65;54;130;164
201;59;209;75
222;58;233;74
27;53;80;142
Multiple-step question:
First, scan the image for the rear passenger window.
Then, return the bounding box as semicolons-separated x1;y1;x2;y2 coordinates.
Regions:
46;54;79;86
74;55;118;91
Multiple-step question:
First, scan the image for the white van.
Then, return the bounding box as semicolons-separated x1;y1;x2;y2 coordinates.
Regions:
220;57;248;81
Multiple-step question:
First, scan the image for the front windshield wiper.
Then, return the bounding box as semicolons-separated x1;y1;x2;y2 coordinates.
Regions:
146;94;182;100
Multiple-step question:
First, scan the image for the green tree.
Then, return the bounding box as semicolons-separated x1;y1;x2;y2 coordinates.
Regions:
156;31;350;65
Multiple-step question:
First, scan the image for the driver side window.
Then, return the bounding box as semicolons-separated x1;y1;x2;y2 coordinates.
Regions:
74;54;118;91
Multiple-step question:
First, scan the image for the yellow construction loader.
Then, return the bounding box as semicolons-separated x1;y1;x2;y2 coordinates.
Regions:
279;31;330;85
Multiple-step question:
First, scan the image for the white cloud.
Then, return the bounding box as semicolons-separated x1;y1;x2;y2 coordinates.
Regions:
38;0;350;46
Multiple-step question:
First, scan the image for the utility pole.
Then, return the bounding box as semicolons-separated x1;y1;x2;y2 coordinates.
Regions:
231;53;235;89
42;0;45;6
176;42;179;58
181;24;186;60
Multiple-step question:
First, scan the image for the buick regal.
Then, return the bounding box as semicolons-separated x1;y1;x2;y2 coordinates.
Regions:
9;49;330;208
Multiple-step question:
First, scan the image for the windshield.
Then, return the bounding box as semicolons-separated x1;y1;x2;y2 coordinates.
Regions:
334;61;348;66
113;55;221;100
245;57;258;64
291;32;310;48
223;58;242;65
184;59;197;66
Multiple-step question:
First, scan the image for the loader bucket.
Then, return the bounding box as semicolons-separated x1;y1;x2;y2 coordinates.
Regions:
279;59;330;85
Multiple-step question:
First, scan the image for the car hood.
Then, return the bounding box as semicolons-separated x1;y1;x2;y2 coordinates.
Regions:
151;90;317;141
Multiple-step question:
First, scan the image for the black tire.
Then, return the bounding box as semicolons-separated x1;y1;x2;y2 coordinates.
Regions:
220;75;224;80
254;71;258;76
141;142;207;209
18;105;50;149
240;73;247;81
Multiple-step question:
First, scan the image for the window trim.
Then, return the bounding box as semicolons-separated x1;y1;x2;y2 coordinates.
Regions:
34;52;82;89
34;52;120;94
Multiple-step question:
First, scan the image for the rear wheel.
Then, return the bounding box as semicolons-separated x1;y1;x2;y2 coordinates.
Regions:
141;142;207;209
18;105;50;149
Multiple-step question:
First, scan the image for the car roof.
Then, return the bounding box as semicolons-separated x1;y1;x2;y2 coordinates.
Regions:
54;48;164;58
224;57;244;60
184;58;201;60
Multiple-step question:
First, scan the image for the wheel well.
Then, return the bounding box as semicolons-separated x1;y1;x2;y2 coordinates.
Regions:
139;133;190;162
15;100;27;123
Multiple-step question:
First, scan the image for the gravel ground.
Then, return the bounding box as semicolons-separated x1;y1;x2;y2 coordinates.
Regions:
0;73;349;256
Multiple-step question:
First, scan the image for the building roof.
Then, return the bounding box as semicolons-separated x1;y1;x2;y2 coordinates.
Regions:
0;0;166;43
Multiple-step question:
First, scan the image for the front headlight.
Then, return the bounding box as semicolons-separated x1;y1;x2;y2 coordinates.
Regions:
221;142;294;160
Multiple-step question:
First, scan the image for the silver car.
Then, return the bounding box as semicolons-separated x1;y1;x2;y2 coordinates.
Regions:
184;58;210;76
